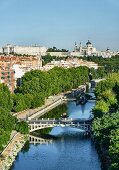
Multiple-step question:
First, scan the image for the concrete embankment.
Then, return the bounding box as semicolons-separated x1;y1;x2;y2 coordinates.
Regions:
28;97;64;120
14;94;64;120
14;84;87;121
0;132;27;170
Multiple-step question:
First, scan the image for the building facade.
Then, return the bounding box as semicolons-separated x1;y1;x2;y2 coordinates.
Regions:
0;66;15;92
71;40;97;56
2;44;47;56
0;55;42;91
40;57;98;71
47;52;69;57
71;40;118;58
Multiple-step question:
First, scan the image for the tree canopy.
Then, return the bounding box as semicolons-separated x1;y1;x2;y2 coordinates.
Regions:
92;73;119;170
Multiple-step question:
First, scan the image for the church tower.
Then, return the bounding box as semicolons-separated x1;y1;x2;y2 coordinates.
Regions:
79;42;82;53
74;42;78;52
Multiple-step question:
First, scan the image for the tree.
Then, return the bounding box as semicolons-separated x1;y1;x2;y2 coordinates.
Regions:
15;121;29;134
0;84;13;111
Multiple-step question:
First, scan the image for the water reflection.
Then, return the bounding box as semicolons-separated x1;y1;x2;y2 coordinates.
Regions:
29;135;53;145
11;92;101;170
68;101;95;119
11;131;101;170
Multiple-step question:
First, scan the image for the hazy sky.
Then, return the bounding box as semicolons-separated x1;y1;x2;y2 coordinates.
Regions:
0;0;119;51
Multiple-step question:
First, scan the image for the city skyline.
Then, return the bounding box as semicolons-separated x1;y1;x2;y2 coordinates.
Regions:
0;0;119;51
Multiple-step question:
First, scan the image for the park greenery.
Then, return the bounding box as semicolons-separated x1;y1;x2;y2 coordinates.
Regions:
15;66;106;112
47;46;68;52
92;73;119;170
80;55;119;72
0;83;29;151
42;54;68;65
0;65;105;152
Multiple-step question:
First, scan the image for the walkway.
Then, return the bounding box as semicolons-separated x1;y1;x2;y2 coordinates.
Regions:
0;132;25;170
14;94;64;120
14;84;87;120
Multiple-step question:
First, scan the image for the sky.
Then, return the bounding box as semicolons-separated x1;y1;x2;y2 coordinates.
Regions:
0;0;119;51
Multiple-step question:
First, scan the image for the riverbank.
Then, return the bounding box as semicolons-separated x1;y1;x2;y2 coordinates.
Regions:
10;92;101;170
0;132;27;170
95;141;111;170
14;94;64;120
14;84;86;121
1;85;86;170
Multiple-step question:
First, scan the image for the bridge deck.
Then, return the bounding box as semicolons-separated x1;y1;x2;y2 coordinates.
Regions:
28;117;92;124
28;117;92;133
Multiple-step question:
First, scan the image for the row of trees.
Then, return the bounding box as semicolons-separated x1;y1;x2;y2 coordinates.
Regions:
47;46;68;52
15;66;89;111
92;73;119;170
0;66;105;151
14;66;106;112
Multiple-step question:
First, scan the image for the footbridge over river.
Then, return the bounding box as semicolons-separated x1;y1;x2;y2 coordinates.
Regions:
28;117;93;133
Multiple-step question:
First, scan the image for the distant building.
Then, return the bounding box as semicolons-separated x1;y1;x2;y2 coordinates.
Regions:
0;47;2;54
47;52;69;57
97;48;118;58
40;57;98;71
0;55;42;91
71;40;97;57
0;66;15;92
71;41;118;58
2;44;47;56
0;55;42;70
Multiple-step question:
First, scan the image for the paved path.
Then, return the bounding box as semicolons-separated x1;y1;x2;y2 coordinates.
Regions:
14;94;64;120
0;132;25;170
14;85;87;120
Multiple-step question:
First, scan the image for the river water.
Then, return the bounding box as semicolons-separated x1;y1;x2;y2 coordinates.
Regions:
11;94;101;170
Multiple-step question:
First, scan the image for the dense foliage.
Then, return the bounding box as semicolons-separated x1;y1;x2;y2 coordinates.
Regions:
92;73;119;170
0;65;105;152
47;46;68;52
80;55;119;72
14;67;89;111
42;54;68;65
0;84;29;152
13;66;105;112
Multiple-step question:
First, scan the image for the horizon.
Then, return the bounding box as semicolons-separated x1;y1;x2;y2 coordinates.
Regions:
0;0;119;51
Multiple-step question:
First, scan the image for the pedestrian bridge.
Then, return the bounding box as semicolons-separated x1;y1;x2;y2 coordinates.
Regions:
28;117;93;133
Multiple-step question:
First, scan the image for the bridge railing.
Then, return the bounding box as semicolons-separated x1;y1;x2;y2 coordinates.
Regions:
28;117;93;125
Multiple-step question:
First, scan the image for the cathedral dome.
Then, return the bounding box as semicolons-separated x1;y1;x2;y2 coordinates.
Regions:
86;40;92;46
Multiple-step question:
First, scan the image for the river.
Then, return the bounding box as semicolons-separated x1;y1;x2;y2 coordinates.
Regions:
10;92;101;170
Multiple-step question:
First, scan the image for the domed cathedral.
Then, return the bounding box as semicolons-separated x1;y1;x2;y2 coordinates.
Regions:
74;40;97;56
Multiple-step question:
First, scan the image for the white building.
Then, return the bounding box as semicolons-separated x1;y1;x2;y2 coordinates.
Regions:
47;52;69;57
2;44;47;56
71;40;97;57
41;58;99;71
71;41;118;58
97;48;118;58
0;47;2;53
13;64;25;79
